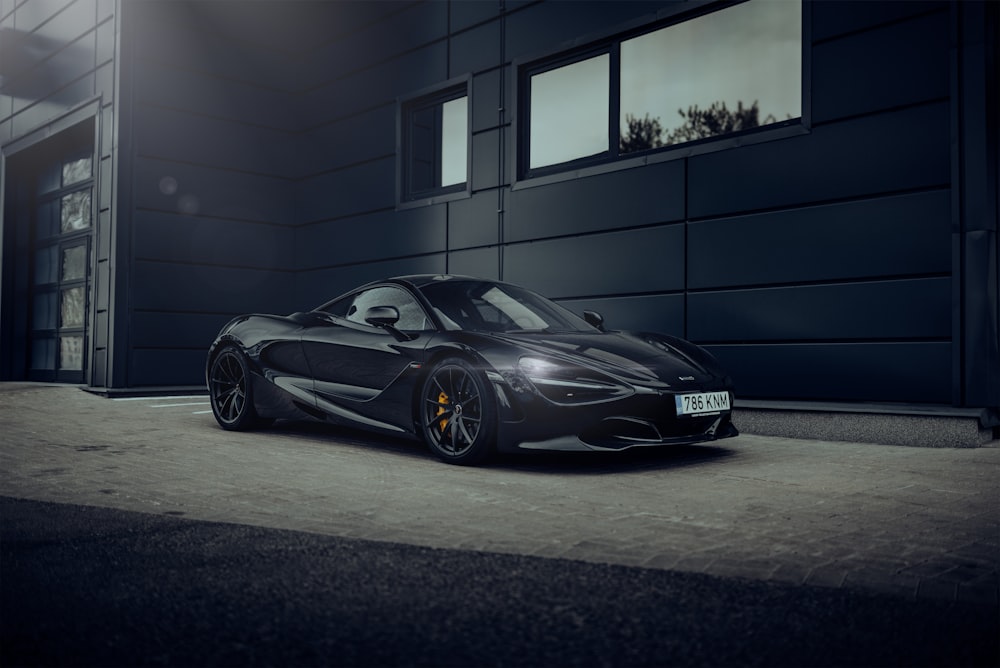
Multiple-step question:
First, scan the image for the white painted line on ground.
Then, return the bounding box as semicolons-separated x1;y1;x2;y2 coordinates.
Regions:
112;395;207;402
192;410;213;415
149;402;210;408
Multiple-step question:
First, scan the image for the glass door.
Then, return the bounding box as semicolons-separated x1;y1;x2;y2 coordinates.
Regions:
28;152;94;383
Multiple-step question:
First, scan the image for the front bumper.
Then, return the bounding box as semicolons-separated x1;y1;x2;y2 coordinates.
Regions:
491;381;739;453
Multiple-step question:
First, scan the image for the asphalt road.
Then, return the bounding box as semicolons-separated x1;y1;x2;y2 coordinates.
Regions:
2;496;997;668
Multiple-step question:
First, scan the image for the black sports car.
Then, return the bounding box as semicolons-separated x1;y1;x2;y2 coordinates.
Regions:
206;275;738;464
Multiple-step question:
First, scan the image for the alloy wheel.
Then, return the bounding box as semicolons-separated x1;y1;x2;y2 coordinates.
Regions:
422;364;485;458
210;349;248;426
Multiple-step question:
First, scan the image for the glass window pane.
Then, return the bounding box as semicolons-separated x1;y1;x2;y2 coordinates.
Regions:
530;53;609;169
34;246;59;285
61;190;92;232
31;338;56;370
36;200;59;239
440;97;468;188
33;292;57;330
63;157;93;186
61;287;85;328
620;0;801;152
60;336;84;370
409;105;438;194
345;286;430;331
406;94;468;197
37;164;60;194
62;246;87;281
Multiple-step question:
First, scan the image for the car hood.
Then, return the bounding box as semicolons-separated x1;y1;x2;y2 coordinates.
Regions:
487;331;716;387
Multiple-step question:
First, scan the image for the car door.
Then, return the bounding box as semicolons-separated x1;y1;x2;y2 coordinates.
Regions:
299;285;434;429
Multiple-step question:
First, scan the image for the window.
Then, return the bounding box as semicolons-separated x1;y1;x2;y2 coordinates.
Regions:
522;0;803;176
399;81;469;203
530;54;610;169
321;286;431;332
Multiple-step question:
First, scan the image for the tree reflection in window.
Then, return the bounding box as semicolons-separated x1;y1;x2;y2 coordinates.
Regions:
619;0;801;153
60;190;91;232
61;287;85;328
62;157;92;186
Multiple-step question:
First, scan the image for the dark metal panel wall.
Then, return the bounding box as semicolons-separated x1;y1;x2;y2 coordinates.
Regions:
687;192;951;289
125;2;299;386
505;164;686;242
703;342;953;403
687;103;950;218
290;2;452;308
505;226;685;299
297;208;446;275
689;278;951;342
811;10;948;124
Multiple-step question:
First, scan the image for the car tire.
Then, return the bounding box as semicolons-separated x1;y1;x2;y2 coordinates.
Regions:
419;357;497;465
208;345;269;431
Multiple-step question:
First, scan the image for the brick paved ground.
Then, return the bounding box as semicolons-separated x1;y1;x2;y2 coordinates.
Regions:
1;383;997;605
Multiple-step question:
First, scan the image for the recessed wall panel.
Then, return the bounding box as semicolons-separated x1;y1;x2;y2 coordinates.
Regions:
448;247;500;280
811;0;946;42
132;311;236;349
131;349;208;387
296;206;447;270
688;278;951;343
813;11;948;124
503;225;684;299
295;158;395;224
448;191;501;250
296;105;395;179
706;342;952;403
132;261;294;315
134;157;293;226
688;191;951;289
507;161;685;242
134;212;294;270
134;105;293;177
451;20;502;75
555;294;686;338
688;103;950;219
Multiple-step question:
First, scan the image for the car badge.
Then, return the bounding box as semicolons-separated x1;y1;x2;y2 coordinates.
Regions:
679;376;695;381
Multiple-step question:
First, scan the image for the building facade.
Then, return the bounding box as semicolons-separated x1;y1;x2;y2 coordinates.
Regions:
1;1;997;428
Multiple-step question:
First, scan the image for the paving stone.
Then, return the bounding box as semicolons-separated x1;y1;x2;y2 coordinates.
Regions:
0;384;997;606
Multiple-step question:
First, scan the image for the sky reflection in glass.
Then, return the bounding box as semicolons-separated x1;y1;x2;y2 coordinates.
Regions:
440;96;468;188
530;54;609;169
621;0;801;146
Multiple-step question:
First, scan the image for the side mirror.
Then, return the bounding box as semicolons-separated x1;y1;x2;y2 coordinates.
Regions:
365;306;400;328
583;310;605;331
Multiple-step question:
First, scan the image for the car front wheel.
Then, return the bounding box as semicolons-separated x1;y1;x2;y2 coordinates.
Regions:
419;358;496;465
209;346;267;431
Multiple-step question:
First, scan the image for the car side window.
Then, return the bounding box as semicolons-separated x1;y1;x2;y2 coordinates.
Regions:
327;286;431;331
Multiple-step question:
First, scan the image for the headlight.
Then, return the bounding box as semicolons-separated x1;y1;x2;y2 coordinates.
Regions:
518;356;631;405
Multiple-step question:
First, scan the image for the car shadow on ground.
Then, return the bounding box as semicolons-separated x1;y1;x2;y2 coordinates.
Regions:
256;419;738;475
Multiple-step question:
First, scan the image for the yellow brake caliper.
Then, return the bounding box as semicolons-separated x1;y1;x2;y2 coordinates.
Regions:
436;391;450;432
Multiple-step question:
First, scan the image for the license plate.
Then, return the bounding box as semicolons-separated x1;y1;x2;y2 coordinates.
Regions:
675;391;731;416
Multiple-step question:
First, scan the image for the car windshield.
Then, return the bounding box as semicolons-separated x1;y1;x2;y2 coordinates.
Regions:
419;279;595;333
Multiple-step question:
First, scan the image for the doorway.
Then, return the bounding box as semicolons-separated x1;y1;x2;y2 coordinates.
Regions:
2;119;95;383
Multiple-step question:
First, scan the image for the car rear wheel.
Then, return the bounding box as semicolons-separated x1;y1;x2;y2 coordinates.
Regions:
209;346;268;431
420;358;496;465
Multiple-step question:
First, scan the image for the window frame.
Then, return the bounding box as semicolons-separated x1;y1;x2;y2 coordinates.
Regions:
397;75;472;208
513;0;811;187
